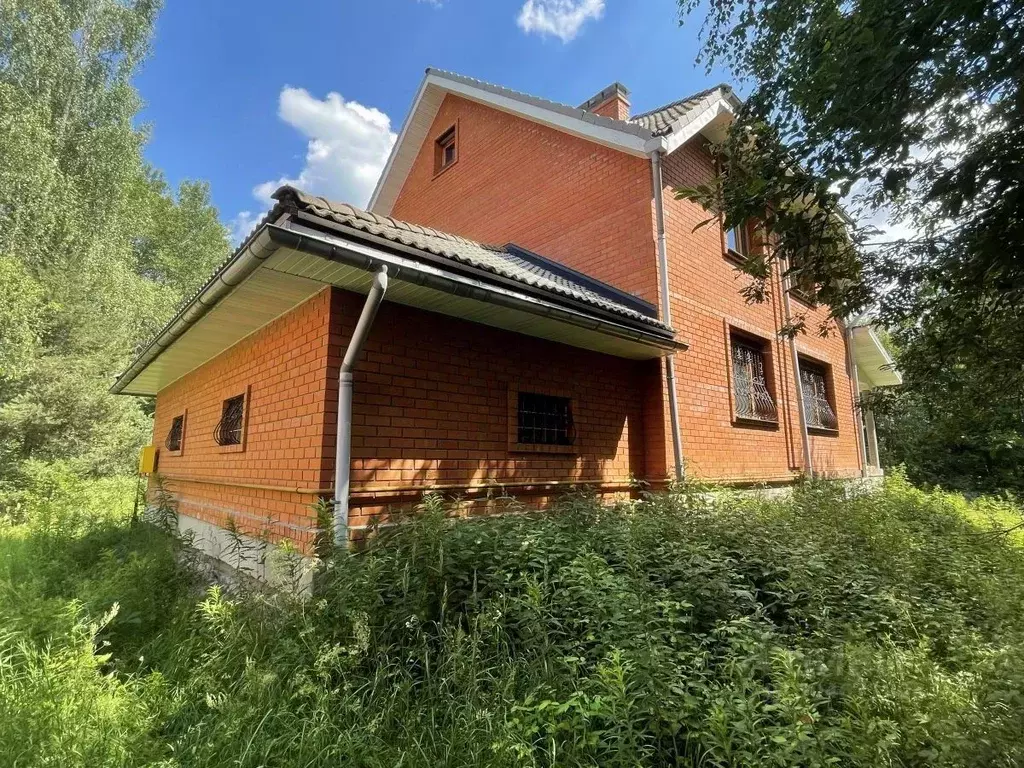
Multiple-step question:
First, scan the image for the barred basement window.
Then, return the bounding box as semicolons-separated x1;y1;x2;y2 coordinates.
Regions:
215;394;245;446
800;362;838;430
517;392;574;446
165;415;184;452
731;338;777;422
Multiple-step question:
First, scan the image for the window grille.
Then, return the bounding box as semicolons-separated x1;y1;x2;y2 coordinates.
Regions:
215;394;245;446
731;340;777;421
165;415;184;452
801;364;838;430
517;392;574;446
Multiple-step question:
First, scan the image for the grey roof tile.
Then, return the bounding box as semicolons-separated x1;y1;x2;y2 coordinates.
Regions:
276;186;667;329
630;84;735;136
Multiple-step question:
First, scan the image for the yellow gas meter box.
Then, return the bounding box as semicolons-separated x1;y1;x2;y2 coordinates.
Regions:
138;445;158;474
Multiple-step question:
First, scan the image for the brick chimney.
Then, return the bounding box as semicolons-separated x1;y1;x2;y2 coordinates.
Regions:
578;82;630;121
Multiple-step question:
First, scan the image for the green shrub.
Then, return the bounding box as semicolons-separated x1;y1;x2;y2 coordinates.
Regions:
1;470;1023;766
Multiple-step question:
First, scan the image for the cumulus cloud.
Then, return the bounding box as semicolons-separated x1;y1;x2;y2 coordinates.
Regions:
228;210;260;246
255;86;397;209
517;0;604;42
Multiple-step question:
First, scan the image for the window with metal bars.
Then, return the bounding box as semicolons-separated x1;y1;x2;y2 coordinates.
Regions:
165;415;184;452
517;392;574;446
214;394;245;446
800;362;838;430
731;337;778;422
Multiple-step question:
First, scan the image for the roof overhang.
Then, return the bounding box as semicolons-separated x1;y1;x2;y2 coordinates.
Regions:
368;69;740;216
851;324;902;390
112;214;681;397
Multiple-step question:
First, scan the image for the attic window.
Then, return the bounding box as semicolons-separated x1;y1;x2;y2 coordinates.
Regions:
434;125;457;174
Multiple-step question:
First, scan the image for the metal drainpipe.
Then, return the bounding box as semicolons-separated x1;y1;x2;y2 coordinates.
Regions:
844;323;868;477
778;263;813;477
334;266;389;545
650;151;685;481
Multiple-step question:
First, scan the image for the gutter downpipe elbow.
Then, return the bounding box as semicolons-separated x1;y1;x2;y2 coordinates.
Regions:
650;151;685;482
334;266;389;546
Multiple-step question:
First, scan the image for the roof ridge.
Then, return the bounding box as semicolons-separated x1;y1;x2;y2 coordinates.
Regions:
425;67;651;139
629;83;732;122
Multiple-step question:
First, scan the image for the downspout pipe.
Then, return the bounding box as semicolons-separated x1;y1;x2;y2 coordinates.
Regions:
779;265;814;477
650;151;685;481
334;266;389;545
844;322;868;478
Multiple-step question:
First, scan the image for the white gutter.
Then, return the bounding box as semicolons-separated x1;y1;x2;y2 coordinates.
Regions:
779;265;813;477
111;223;283;394
649;151;685;481
334;266;389;545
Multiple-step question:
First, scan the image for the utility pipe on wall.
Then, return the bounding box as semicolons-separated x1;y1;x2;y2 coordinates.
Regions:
778;264;814;477
844;323;868;478
334;266;389;544
649;151;686;481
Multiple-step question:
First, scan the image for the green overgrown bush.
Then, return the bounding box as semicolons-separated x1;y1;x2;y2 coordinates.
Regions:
2;470;1023;766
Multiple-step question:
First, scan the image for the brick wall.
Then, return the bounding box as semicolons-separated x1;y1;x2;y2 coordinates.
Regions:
150;287;335;547
387;94;864;483
150;283;655;544
659;142;863;481
329;288;654;532
390;94;660;305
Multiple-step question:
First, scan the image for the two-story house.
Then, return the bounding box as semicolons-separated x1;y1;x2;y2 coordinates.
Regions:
114;68;899;558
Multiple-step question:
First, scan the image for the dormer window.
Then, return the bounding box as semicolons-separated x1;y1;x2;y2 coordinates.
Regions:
434;125;457;174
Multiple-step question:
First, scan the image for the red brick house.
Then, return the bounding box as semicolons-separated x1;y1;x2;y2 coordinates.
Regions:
114;69;898;557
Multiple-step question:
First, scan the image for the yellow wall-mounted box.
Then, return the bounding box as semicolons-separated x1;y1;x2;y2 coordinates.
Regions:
138;445;158;474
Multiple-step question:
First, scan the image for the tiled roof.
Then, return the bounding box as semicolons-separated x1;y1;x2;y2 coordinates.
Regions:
630;84;735;136
277;186;667;329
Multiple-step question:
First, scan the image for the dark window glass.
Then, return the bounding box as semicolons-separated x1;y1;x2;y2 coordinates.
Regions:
215;394;245;446
801;363;838;430
726;223;749;258
436;126;456;171
165;415;184;451
517;392;574;446
731;339;777;422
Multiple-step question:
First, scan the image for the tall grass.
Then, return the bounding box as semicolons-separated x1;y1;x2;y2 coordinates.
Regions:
2;469;1023;766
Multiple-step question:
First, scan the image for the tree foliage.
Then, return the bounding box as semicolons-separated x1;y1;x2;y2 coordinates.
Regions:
0;0;230;481
676;0;1024;491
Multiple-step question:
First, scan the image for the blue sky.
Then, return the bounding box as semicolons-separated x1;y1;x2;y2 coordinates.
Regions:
134;0;733;242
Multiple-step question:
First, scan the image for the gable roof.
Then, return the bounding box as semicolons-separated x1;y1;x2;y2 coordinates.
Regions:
368;68;740;215
112;186;679;396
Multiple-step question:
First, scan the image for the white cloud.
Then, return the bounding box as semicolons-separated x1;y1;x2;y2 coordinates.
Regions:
228;210;260;246
254;86;397;209
517;0;604;42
